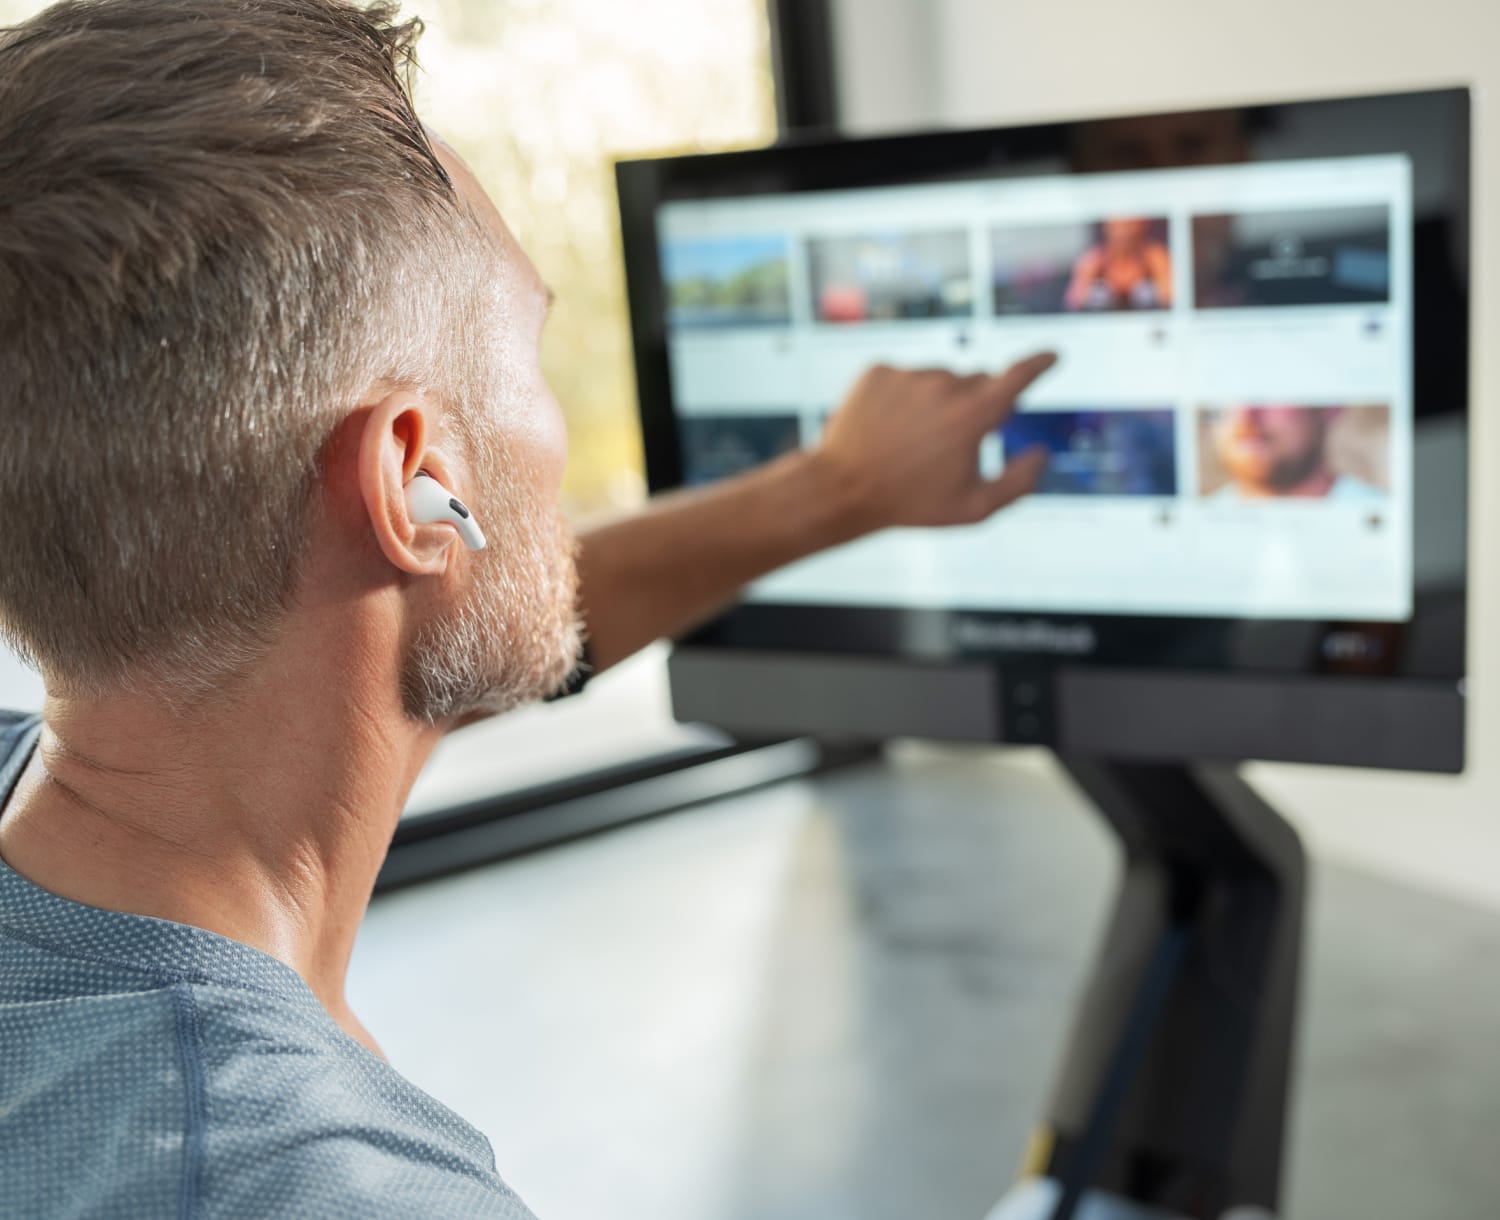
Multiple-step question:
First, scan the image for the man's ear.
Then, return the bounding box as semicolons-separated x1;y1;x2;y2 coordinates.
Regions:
357;392;458;576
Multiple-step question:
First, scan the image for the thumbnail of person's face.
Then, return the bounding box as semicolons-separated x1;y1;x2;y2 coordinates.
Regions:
1101;217;1150;252
1214;406;1333;493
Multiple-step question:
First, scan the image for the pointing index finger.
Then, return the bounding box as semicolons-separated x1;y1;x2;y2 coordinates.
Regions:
968;351;1059;428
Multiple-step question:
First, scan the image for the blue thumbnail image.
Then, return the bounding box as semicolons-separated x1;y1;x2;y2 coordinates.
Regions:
1001;409;1178;496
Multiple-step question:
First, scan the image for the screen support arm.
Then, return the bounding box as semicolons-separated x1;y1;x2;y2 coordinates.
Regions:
1012;758;1306;1220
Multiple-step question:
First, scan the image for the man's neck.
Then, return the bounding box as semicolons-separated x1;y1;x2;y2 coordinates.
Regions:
0;622;442;1056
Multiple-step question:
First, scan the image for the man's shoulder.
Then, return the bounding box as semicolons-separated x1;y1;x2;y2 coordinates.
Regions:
0;978;198;1218
188;983;489;1144
0;708;41;780
200;1135;538;1220
188;983;537;1217
0;709;41;748
0;972;535;1219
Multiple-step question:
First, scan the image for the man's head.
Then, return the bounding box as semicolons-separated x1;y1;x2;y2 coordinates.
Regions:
1100;217;1151;253
0;0;580;722
1071;110;1253;173
1212;405;1337;496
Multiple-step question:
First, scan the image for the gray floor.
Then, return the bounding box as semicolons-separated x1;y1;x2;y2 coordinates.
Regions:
347;745;1500;1220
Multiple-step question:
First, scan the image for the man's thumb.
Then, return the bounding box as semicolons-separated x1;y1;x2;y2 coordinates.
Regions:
968;445;1049;519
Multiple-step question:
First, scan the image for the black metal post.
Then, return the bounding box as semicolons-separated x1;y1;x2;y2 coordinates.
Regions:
1032;758;1306;1219
767;0;840;135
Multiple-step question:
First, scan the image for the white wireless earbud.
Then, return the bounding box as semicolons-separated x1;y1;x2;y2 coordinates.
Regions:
406;471;487;552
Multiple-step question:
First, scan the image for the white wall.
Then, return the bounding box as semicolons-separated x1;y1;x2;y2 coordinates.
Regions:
832;0;1500;911
0;649;44;713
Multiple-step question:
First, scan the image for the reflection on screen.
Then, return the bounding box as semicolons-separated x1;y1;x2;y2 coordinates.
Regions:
657;154;1413;621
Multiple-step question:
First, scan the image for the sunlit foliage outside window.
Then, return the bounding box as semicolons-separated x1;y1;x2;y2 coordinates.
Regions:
0;0;779;516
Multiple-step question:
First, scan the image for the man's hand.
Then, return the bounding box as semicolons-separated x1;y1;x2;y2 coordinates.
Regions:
566;351;1058;679
813;351;1057;534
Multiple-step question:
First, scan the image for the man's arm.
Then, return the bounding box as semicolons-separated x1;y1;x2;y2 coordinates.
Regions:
576;353;1056;674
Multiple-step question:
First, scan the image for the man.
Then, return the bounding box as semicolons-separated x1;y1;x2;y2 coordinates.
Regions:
0;1;1054;1215
1207;404;1383;500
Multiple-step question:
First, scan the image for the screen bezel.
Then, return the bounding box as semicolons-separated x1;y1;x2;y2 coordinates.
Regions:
616;88;1470;686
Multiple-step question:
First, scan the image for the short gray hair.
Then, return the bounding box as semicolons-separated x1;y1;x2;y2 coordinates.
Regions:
0;0;491;697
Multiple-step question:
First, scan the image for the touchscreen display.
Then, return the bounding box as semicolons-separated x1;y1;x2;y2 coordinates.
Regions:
656;155;1413;622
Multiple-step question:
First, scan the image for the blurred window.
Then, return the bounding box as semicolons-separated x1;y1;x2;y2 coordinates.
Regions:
412;0;778;515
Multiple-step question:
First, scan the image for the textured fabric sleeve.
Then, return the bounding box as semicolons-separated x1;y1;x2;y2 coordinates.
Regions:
0;712;42;797
202;1137;539;1220
193;987;539;1220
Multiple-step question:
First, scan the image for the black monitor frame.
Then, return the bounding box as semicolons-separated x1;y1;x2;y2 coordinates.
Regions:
616;89;1471;772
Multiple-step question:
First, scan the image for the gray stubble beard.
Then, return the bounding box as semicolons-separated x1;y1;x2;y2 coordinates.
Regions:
400;484;584;726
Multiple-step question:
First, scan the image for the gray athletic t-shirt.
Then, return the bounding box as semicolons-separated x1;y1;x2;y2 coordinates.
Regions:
0;711;537;1219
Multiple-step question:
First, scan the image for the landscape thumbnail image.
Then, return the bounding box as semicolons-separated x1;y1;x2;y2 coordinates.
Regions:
1193;205;1391;309
808;230;974;323
1000;409;1178;496
1197;404;1390;500
661;235;792;329
992;216;1172;315
678;414;803;486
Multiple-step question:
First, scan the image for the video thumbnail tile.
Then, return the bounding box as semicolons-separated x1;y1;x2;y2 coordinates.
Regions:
1001;409;1177;496
678;414;802;485
808;230;973;323
661;235;792;329
992;216;1172;315
1192;205;1391;309
1197;404;1389;500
